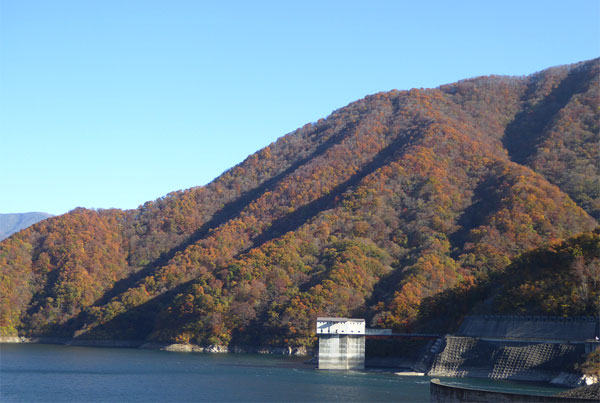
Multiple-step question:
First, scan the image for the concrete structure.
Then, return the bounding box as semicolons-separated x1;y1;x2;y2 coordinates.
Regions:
428;335;587;382
316;317;365;335
428;316;600;384
458;315;599;341
430;378;595;402
316;317;365;370
365;328;392;335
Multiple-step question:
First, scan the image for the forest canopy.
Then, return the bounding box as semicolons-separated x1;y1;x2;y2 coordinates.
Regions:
1;59;598;347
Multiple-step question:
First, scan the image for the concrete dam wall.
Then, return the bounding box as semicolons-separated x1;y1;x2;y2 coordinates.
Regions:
457;316;599;341
430;379;596;402
428;336;586;382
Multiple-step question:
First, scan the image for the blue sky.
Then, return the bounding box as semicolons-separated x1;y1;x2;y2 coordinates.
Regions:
1;0;599;215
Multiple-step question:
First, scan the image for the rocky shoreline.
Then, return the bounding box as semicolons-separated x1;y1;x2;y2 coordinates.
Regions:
140;342;312;356
0;336;312;357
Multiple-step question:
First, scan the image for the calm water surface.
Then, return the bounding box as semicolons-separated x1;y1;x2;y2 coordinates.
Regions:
1;343;566;402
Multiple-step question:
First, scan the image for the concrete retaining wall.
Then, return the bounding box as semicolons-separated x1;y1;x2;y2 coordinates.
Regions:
430;379;595;402
428;336;586;382
458;316;599;341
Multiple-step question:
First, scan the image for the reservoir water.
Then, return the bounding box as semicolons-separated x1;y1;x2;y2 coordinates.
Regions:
1;343;567;402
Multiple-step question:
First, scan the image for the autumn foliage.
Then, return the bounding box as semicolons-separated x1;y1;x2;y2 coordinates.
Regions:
1;59;598;346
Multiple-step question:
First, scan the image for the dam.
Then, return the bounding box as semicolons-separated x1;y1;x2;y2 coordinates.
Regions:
428;315;600;384
314;315;600;381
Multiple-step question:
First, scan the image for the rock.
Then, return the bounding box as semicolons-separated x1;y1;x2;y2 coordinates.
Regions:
204;345;228;353
163;343;193;352
0;336;23;343
550;371;598;387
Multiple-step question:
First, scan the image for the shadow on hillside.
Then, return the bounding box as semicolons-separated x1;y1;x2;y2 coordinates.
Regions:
63;279;198;342
90;123;357;308
502;63;594;165
246;131;416;252
448;174;500;257
47;121;359;336
360;171;501;325
58;119;420;339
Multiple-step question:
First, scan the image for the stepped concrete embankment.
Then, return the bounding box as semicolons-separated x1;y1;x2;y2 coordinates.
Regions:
428;316;600;387
428;336;587;383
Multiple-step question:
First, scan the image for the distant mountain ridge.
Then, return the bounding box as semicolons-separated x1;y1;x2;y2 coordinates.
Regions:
0;212;53;241
0;59;598;348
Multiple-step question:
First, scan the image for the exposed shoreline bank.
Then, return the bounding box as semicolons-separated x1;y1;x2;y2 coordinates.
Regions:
0;336;312;356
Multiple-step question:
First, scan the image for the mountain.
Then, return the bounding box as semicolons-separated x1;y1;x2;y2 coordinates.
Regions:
0;212;53;241
1;59;598;348
417;228;600;333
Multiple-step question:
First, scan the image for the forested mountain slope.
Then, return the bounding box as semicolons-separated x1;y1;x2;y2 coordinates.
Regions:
417;228;600;333
1;59;598;347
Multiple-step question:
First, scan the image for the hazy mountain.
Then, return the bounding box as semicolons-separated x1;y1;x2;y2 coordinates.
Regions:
1;59;598;347
0;212;53;241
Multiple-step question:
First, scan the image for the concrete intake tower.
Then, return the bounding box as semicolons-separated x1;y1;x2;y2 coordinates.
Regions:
316;317;365;370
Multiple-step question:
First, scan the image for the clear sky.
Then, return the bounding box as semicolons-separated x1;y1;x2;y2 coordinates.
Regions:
1;0;599;215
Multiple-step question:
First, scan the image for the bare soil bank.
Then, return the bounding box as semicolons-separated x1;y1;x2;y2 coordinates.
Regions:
0;336;312;356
